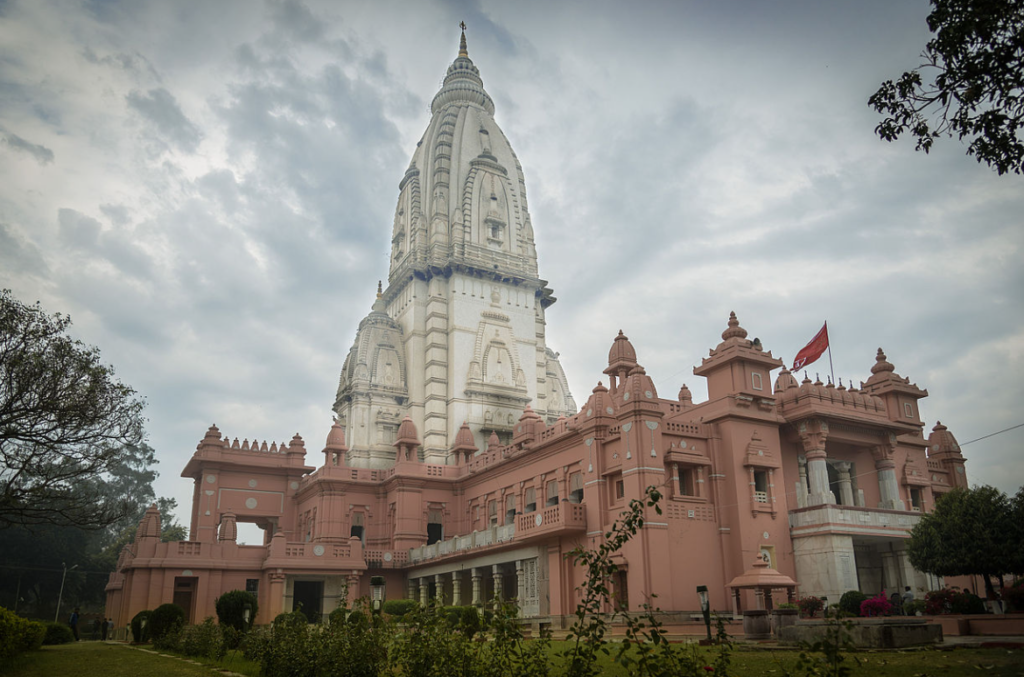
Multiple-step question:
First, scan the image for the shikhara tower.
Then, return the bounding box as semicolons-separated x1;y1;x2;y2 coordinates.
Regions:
334;31;576;466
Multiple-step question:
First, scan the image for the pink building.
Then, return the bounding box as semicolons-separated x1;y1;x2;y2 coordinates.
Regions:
105;33;969;629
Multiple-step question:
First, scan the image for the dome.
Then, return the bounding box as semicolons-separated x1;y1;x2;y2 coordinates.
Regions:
324;422;348;452
605;330;638;373
721;311;748;341
395;416;420;447
452;421;478;453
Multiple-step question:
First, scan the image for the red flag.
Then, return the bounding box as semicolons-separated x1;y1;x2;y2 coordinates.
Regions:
792;322;829;371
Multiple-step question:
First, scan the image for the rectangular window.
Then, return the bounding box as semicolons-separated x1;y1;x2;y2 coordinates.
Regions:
546;480;559;507
504;494;516;525
615;479;625;500
904;402;913;418
245;579;259;594
679;467;695;496
910;488;923;512
350;512;364;543
524;487;536;513
427;509;443;544
488;500;498;527
753;470;769;503
752;372;763;391
569;472;584;504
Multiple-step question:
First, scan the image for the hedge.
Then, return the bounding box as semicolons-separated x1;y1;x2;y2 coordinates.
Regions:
42;622;74;645
382;599;417;618
0;607;46;663
215;589;259;632
131;610;152;644
149;603;186;640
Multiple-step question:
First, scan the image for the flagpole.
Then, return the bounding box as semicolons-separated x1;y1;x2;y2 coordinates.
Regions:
826;321;835;385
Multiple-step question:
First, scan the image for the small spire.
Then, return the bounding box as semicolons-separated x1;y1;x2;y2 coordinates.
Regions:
376;280;383;298
459;21;468;57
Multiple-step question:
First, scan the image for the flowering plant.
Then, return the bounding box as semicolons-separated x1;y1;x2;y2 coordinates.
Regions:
859;593;893;617
797;596;824;617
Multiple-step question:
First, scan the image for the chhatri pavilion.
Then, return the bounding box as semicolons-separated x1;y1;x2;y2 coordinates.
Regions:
105;31;968;629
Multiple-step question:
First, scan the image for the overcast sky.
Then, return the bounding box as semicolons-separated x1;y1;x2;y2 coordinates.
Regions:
2;0;1021;533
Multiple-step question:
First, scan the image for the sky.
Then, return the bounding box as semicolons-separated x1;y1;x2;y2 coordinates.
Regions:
1;0;1021;535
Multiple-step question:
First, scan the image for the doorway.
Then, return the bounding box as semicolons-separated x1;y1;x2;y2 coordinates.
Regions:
172;577;197;623
293;580;324;623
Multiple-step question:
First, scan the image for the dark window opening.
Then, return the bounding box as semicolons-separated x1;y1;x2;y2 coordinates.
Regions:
245;578;259;594
546;479;559;507
679;468;695;496
569;472;584;503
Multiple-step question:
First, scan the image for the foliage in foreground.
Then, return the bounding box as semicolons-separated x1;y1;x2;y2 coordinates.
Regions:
869;0;1024;174
0;606;46;665
0;289;146;530
41;622;74;645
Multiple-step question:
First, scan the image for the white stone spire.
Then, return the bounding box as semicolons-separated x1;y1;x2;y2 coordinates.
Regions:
336;32;575;466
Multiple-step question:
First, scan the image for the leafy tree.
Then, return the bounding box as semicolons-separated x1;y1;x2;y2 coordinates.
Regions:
0;289;146;529
907;485;1021;598
868;0;1024;174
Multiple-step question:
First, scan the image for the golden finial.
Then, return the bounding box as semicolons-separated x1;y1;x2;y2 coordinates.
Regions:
376;280;383;298
459;21;468;57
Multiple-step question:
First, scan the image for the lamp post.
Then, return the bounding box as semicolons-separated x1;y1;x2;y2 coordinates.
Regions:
370;576;386;613
243;603;252;628
696;585;712;644
54;563;78;623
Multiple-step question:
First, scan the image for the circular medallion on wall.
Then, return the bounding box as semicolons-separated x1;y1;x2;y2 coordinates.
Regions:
245;497;258;509
290;481;299;490
622;392;630;401
645;390;653;398
586;409;593;417
535;514;543;527
763;531;770;539
248;479;258;488
206;474;216;484
313;545;325;557
606;407;614;415
383;552;393;562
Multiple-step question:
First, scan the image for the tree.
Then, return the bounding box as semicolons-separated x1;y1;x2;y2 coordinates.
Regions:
868;0;1024;175
907;485;1022;599
0;289;146;529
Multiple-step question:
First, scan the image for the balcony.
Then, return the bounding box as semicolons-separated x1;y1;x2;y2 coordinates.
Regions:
789;504;922;540
407;502;588;566
516;502;587;541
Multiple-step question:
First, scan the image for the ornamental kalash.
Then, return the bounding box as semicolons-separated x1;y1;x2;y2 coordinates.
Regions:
105;31;968;631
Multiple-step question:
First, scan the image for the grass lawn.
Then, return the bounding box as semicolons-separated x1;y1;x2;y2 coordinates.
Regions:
0;642;260;677
2;639;1021;676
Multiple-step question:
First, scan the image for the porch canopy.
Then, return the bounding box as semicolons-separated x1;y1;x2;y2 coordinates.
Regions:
727;557;798;612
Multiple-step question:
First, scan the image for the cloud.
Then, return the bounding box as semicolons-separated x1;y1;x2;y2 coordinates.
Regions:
2;131;54;164
125;87;203;152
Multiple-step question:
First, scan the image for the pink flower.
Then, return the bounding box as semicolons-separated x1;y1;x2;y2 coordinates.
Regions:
703;667;714;672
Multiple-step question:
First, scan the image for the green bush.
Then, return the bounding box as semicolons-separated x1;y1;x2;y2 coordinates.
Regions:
460;605;481;639
328;606;348;626
1003;579;1024;612
149;603;186;640
42;622;74;645
177;617;226;660
240;626;273;664
222;625;243;651
0;607;46;662
838;590;868;617
273;609;309;629
214;589;259;632
904;599;927;615
130;610;152;644
382;599;417;618
346;609;367;627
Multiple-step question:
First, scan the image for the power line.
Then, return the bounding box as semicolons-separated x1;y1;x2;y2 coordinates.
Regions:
960;422;1024;447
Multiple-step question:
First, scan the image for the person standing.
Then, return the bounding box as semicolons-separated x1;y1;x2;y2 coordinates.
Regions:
902;586;915;611
101;616;109;641
69;607;80;641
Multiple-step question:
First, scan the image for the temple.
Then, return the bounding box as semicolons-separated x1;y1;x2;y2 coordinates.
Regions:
105;32;969;629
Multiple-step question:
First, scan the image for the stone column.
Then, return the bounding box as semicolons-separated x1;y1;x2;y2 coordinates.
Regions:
434;574;446;605
876;459;905;510
346;573;360;605
516;560;526;614
836;462;855;506
492;564;503;607
407;578;417;601
419;578;429;606
452;571;462;606
471;568;483;606
796;458;808;508
799;421;835;506
805;450;835;505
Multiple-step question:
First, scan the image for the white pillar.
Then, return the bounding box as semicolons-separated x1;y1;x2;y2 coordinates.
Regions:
434;574;446;605
471;568;482;606
452;571;462;606
805;449;835;506
492;564;503;608
876;460;905;510
419;578;429;606
516;560;526;614
836;462;855;506
796;458;808;508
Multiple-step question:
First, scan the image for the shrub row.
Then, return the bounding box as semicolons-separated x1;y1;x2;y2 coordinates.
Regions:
0;607;46;664
42;622;75;645
154;617;227;660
